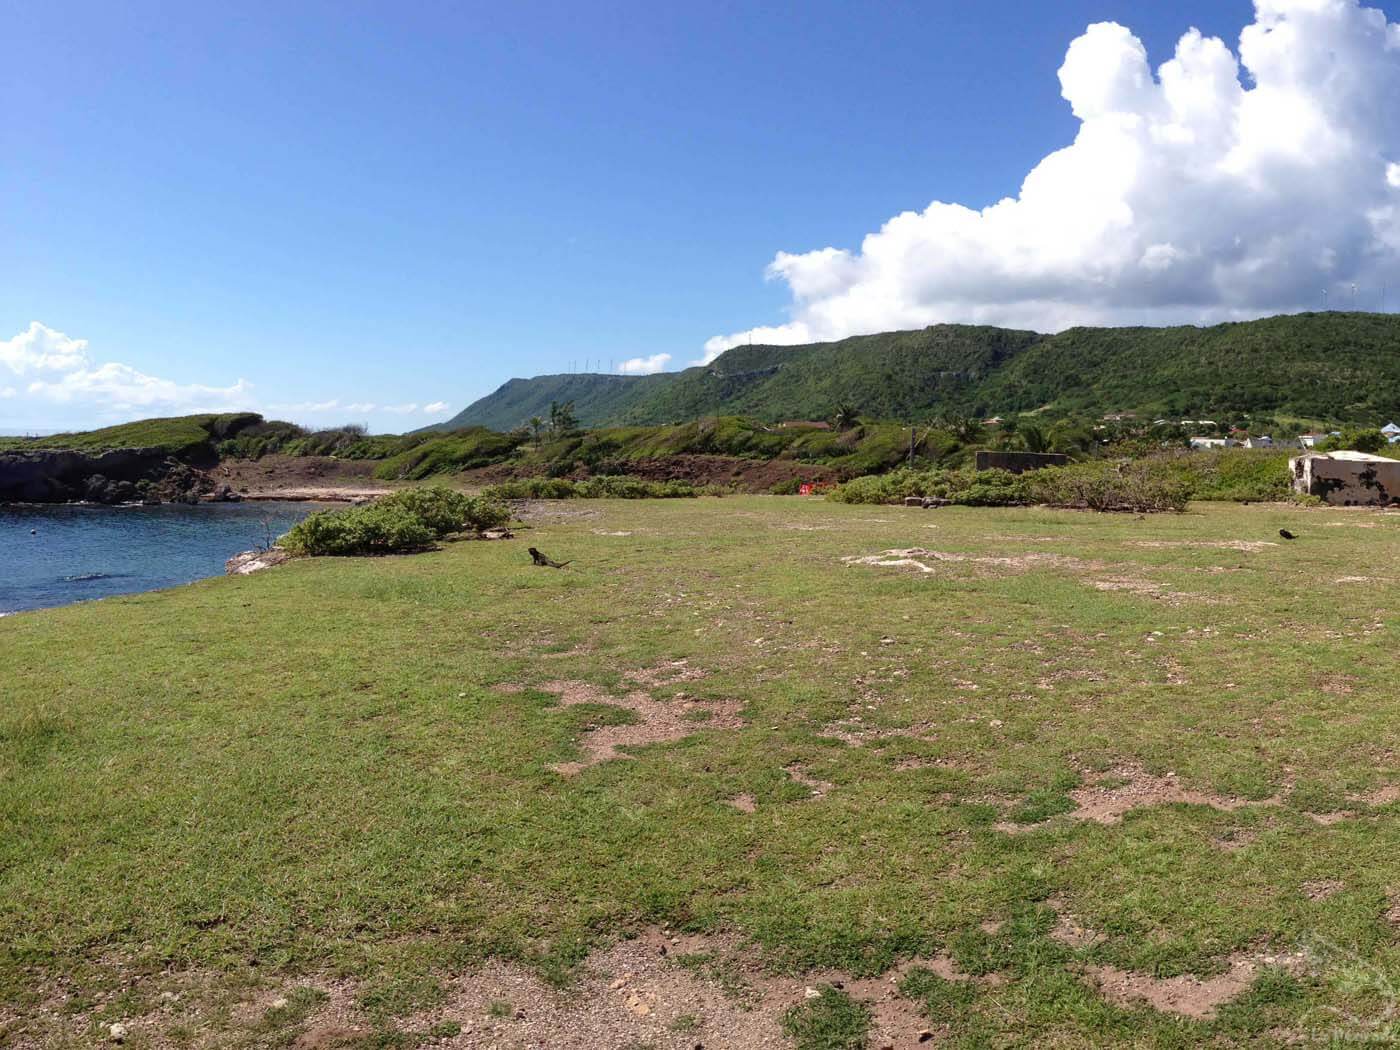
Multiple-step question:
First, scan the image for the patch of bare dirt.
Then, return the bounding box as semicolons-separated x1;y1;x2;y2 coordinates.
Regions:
842;548;1099;576
282;929;967;1050
1067;764;1254;825
727;794;757;813
1303;880;1344;901
1047;898;1102;949
293;1024;361;1049
1128;540;1280;553
1088;959;1257;1020
1310;811;1352;826
1318;674;1359;696
624;660;708;689
1087;951;1308;1020
1086;576;1215;604
1349;785;1400;806
1385;894;1400;929
538;680;744;775
211;455;392;501
819;719;937;748
785;764;834;798
893;757;962;772
1213;828;1259;852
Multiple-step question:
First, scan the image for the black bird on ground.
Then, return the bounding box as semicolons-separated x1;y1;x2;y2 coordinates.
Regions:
529;547;571;569
1279;529;1297;540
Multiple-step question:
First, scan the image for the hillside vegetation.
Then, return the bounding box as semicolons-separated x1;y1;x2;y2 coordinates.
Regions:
432;372;674;431
0;413;262;457
438;312;1400;431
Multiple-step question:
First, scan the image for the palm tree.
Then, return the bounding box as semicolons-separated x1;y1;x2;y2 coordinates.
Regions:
528;416;544;448
831;403;860;431
1020;423;1049;453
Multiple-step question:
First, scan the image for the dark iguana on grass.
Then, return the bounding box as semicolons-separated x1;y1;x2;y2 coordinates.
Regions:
529;547;571;569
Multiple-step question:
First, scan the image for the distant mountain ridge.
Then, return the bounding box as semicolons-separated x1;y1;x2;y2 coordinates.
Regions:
435;313;1400;430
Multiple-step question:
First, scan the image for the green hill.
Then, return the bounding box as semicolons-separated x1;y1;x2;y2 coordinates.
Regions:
437;313;1400;429
981;312;1400;420
0;413;262;457
433;372;674;431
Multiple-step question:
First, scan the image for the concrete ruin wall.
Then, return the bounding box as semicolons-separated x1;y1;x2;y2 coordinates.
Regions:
1291;455;1400;507
975;451;1070;474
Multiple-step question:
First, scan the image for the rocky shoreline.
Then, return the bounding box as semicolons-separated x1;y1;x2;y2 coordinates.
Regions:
0;448;391;507
0;447;218;505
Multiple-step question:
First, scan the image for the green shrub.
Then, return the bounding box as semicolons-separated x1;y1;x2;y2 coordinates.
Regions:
827;468;939;505
373;487;509;533
952;468;1032;506
483;476;701;500
280;486;510;556
830;460;1191;512
1031;460;1191;512
1318;428;1388;454
281;504;436;556
829;467;1030;506
1153;448;1294;501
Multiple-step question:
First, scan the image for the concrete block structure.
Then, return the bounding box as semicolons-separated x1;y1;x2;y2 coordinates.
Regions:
1290;451;1400;506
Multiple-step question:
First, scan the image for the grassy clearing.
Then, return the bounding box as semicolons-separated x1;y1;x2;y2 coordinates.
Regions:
2;497;1399;1046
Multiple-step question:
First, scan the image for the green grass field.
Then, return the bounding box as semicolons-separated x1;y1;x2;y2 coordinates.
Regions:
3;497;1398;1048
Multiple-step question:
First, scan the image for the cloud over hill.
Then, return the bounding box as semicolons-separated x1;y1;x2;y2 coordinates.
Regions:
704;0;1400;361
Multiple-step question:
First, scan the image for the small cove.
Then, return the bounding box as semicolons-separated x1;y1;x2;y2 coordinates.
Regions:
0;501;321;615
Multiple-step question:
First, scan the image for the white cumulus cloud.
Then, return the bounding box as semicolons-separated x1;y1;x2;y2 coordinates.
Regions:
1;324;456;432
618;353;673;375
3;321;253;414
704;0;1400;361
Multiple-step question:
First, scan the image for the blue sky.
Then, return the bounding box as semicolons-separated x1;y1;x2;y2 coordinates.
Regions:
5;0;1399;432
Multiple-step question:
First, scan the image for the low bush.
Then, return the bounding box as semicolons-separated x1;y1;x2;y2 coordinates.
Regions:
373;487;510;533
1156;449;1294;502
1317;428;1388;454
280;486;509;556
1031;461;1190;512
280;504;436;556
829;460;1191;512
483;476;702;500
826;468;941;505
828;467;1030;506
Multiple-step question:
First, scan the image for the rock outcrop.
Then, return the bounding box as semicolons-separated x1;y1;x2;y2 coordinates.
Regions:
0;448;214;505
225;548;292;575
